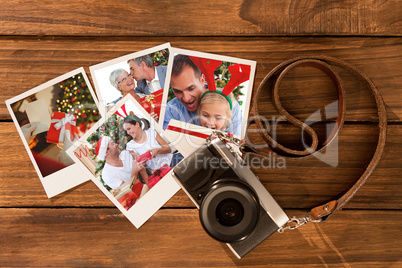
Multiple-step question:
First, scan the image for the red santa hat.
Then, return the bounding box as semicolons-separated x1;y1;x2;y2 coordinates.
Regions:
95;136;112;161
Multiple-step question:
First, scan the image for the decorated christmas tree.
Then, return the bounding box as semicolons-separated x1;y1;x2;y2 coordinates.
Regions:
215;61;245;106
87;113;131;153
150;49;169;66
56;75;99;134
86;113;132;189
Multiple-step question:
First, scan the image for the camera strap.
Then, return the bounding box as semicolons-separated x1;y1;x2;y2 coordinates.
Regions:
239;56;388;230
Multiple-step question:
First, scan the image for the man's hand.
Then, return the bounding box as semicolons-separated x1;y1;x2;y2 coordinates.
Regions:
131;159;146;178
129;151;140;161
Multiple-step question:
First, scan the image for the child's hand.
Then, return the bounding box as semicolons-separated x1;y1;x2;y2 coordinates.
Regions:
147;148;160;158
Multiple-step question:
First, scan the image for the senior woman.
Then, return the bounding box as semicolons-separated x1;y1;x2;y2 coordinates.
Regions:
108;69;142;105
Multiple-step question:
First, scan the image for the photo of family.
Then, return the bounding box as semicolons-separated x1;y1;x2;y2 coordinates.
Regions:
67;94;180;228
90;43;171;123
5;68;100;197
161;48;256;159
162;48;256;138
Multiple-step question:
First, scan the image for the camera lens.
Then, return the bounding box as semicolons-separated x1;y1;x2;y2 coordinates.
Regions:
199;179;259;243
216;198;244;226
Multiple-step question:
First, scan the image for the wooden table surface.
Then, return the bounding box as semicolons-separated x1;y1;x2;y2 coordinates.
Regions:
1;1;401;267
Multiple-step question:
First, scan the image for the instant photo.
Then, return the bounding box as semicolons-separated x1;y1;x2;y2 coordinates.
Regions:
5;68;100;197
162;48;255;159
162;48;256;141
67;94;180;228
90;43;171;125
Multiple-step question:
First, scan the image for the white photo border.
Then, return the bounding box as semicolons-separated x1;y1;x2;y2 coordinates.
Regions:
66;94;180;228
89;42;171;127
5;67;100;198
162;47;257;139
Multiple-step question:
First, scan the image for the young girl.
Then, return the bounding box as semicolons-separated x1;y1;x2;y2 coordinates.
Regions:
197;91;233;132
123;114;172;172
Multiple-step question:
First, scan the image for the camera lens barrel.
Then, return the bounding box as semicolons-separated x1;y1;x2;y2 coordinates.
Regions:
199;179;260;243
216;198;244;227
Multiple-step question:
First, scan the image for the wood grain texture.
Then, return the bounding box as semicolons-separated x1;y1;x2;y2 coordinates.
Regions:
1;208;401;267
1;122;401;209
0;37;401;120
1;1;401;266
0;0;401;36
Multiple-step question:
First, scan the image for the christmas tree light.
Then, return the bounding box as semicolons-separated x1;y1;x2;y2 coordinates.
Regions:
56;75;99;132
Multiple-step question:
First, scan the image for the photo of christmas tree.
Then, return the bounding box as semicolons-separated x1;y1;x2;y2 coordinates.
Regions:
67;94;180;228
90;43;171;124
6;68;100;197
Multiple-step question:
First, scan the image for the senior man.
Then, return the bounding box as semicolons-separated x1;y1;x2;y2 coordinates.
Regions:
128;55;167;96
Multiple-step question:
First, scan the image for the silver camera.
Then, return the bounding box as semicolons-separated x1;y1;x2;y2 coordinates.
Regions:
172;136;288;258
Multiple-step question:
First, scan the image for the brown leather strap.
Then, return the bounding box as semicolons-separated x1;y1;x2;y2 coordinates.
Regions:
241;56;387;222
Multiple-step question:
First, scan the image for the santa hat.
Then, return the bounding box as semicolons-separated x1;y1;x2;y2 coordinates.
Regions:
95;136;112;161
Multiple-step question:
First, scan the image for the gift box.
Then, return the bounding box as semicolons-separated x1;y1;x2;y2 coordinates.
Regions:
136;151;152;162
46;112;77;144
165;119;240;157
147;164;172;188
158;164;172;177
139;89;163;117
116;178;143;211
115;177;136;199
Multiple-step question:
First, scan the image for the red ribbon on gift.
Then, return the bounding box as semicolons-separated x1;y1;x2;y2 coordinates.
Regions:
50;112;76;143
139;88;163;117
166;124;234;141
166;125;210;139
117;180;143;210
147;164;172;188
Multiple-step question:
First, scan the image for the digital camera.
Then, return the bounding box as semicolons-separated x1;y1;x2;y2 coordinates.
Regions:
172;137;289;258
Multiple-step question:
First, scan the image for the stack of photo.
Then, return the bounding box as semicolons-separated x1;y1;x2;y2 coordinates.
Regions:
6;42;256;229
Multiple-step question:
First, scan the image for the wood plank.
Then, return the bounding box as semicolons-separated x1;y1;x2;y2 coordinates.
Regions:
247;123;402;210
0;37;400;121
0;0;401;36
1;208;401;267
1;122;401;209
1;2;399;268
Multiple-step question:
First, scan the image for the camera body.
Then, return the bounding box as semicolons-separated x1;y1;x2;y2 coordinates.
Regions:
172;138;289;258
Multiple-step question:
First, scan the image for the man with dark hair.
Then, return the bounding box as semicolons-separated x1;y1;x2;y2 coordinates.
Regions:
128;54;167;96
171;54;202;79
163;54;242;136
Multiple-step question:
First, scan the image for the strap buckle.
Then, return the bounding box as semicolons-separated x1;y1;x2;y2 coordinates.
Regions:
278;213;322;233
207;131;243;159
207;131;241;146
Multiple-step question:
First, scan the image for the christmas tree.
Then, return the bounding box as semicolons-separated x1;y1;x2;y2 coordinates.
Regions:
87;113;131;153
215;61;245;106
86;113;132;190
56;74;100;134
150;49;169;66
